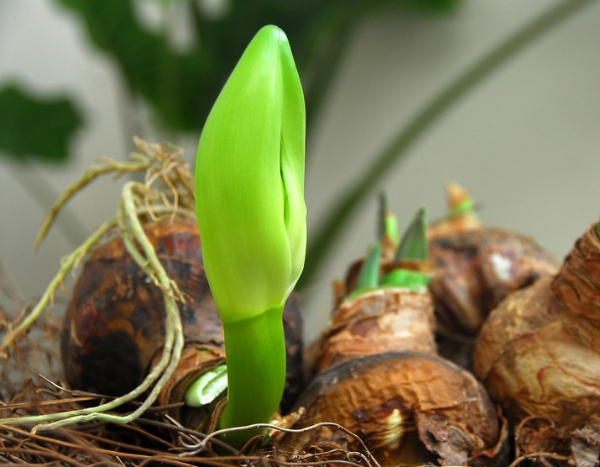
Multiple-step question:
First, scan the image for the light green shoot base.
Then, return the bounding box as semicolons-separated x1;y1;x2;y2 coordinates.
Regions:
219;306;286;446
380;269;430;293
184;364;228;407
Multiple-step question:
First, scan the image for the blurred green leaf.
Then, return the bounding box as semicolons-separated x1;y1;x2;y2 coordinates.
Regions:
55;0;461;133
0;84;83;162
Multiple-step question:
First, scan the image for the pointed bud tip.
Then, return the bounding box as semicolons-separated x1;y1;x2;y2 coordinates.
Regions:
444;181;472;210
255;24;289;48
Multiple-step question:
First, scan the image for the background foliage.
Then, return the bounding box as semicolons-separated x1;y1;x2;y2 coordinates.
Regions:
0;0;459;162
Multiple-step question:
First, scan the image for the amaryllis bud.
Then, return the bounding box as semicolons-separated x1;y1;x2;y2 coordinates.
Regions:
195;25;306;323
194;25;306;443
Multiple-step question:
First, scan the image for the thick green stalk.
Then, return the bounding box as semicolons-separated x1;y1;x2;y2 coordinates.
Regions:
219;306;286;444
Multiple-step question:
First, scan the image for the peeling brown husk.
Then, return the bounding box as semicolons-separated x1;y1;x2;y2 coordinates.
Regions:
474;224;600;461
334;183;559;346
287;351;505;467
551;225;600;325
61;217;225;398
153;343;226;433
315;287;437;373
429;227;559;339
425;185;559;370
295;247;504;465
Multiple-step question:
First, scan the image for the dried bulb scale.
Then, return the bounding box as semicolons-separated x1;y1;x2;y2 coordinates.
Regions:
315;286;437;373
292;351;506;467
293;291;507;466
61;216;304;422
289;210;507;467
428;183;559;339
473;223;600;462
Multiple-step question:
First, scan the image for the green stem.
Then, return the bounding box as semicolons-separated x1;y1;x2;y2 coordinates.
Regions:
219;306;286;446
299;0;598;289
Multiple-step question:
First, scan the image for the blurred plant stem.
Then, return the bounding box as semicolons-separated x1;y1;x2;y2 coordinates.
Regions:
299;0;599;289
0;258;24;314
12;162;90;248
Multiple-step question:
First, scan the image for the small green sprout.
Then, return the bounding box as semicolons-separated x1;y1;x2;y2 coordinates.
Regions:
444;181;479;221
194;25;306;443
378;192;399;247
351;207;430;298
184;364;228;407
394;207;428;263
449;196;477;219
356;242;383;291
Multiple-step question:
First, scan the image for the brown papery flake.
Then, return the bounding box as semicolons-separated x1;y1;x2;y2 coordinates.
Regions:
288;351;502;467
315;288;437;373
474;224;600;460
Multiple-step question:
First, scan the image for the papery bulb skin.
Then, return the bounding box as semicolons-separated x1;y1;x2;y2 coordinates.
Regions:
292;278;505;466
333;183;559;342
429;227;559;338
288;349;507;467
288;206;507;466
61;218;222;397
474;224;600;460
315;288;437;373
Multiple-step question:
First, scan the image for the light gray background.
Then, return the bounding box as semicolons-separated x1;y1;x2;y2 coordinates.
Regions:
1;0;599;342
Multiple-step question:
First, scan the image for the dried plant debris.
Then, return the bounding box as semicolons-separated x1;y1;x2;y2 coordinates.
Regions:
0;141;195;436
0;372;381;466
0;305;63;402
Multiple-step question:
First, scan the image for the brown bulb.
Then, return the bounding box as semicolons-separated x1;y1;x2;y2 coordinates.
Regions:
61;216;304;417
287;350;506;467
429;227;559;338
289;283;506;466
474;225;600;459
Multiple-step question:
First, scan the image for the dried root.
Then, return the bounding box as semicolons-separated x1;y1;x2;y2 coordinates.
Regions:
0;376;381;466
0;138;195;430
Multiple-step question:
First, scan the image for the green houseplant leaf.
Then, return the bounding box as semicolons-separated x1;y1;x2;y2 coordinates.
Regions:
0;84;83;162
55;0;461;134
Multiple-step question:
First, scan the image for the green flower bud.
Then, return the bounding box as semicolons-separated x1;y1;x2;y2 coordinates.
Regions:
194;25;306;442
195;25;306;324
